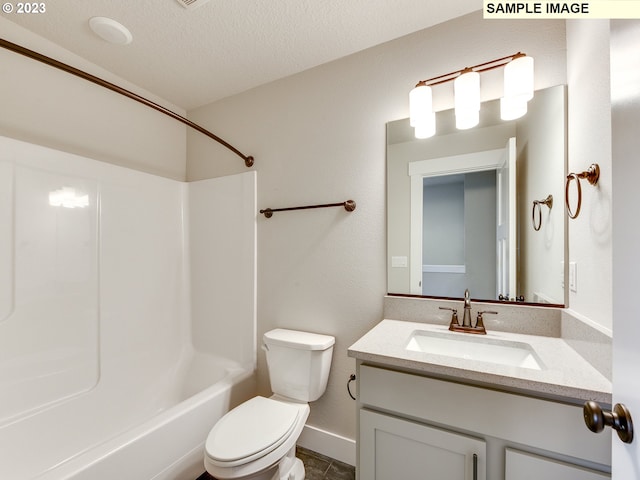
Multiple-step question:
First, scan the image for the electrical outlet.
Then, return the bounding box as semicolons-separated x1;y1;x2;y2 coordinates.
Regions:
569;262;577;292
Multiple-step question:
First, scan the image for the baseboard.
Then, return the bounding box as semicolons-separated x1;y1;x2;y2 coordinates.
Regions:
297;425;356;467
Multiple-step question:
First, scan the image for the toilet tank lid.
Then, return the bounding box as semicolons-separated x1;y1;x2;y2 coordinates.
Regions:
264;329;335;350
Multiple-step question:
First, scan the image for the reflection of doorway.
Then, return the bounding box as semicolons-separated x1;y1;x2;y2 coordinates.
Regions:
409;138;516;299
422;171;496;298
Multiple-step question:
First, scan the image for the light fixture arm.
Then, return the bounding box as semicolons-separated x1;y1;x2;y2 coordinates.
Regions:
415;52;527;88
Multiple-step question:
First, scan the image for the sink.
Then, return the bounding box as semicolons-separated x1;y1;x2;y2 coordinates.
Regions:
406;330;544;370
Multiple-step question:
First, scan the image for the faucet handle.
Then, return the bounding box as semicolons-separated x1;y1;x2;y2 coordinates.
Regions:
475;310;498;331
439;307;460;329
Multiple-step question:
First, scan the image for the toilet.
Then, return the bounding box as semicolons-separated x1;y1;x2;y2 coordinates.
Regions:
204;329;335;480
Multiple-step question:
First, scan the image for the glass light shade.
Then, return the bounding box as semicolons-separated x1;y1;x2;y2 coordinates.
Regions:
455;109;480;130
504;55;534;101
414;115;436;139
409;83;433;127
454;70;480;130
500;95;528;120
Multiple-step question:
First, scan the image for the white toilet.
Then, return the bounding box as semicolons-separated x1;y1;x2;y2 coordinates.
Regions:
204;329;335;480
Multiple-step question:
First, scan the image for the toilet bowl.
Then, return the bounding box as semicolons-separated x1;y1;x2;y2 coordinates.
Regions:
203;329;334;480
204;396;309;479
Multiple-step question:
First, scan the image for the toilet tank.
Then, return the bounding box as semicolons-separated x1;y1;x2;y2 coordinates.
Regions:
263;329;335;402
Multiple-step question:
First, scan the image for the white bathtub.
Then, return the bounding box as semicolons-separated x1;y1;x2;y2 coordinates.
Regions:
0;352;255;480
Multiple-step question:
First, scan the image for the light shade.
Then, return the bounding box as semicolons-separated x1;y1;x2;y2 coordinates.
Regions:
454;70;480;130
410;82;436;138
501;54;534;120
504;55;534;101
409;83;433;127
414;119;436;139
500;95;528;120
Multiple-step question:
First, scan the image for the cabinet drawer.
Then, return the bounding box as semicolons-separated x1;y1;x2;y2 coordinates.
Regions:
358;365;610;467
505;449;610;479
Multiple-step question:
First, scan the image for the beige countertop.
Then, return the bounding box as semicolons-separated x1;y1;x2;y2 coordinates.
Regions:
348;319;612;405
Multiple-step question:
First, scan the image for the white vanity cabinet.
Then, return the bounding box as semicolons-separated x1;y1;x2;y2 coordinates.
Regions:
356;364;611;480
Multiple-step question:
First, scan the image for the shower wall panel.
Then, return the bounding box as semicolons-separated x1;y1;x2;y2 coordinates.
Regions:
0;136;188;428
0;144;99;423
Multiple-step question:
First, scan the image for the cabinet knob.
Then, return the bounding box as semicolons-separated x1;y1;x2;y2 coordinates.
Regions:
583;400;634;444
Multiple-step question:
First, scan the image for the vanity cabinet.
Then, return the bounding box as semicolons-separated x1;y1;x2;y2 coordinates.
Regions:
356;364;611;480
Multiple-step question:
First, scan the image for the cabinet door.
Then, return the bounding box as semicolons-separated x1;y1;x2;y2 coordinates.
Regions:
360;409;486;480
505;449;610;480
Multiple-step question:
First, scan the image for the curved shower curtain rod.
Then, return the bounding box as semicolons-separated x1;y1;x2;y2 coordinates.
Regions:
0;38;254;168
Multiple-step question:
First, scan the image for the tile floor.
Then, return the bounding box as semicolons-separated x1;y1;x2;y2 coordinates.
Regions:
196;446;355;480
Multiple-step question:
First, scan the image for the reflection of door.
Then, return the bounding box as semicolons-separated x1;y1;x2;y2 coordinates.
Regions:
409;149;505;296
496;138;516;299
610;19;639;478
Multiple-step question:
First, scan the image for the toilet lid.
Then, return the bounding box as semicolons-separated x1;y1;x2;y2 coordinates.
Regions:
205;396;300;463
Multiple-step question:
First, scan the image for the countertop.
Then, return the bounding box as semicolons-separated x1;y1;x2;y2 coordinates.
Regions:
348;319;612;405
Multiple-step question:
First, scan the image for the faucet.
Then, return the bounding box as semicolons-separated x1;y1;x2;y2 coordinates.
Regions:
439;289;497;335
462;289;472;327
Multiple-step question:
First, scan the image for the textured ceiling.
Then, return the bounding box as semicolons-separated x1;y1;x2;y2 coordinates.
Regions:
5;0;479;110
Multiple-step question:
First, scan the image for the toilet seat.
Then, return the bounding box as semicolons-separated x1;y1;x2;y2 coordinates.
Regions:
205;396;302;468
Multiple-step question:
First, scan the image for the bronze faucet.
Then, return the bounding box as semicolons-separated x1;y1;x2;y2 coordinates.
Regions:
439;289;497;335
462;289;472;327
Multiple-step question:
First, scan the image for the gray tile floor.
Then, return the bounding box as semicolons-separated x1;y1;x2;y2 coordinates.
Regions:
296;447;355;480
196;446;355;480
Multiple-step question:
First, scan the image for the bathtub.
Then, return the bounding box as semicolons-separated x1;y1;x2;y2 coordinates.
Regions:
0;352;255;480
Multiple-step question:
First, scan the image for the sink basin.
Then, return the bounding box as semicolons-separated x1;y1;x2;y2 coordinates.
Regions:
406;330;544;370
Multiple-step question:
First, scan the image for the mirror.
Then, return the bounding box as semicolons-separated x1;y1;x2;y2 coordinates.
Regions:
387;85;566;305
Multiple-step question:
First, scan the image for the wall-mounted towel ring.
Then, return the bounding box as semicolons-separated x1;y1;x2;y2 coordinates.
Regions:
532;194;553;231
565;164;600;219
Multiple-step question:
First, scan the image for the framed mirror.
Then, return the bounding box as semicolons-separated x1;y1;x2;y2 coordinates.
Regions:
387;85;566;305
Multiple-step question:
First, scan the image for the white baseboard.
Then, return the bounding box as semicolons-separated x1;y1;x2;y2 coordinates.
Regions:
297;425;356;467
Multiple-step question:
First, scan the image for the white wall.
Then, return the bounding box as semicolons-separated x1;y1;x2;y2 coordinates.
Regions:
565;21;612;332
0;17;187;180
187;11;567;447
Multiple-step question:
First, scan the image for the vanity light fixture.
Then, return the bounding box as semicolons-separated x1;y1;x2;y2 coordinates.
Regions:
409;52;534;138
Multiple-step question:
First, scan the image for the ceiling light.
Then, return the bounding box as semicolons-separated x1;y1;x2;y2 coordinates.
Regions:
89;17;133;45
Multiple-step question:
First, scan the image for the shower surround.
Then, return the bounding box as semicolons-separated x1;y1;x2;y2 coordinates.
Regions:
0;136;256;479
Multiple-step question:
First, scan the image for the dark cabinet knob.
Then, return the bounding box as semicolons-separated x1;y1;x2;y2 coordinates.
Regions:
583;401;634;444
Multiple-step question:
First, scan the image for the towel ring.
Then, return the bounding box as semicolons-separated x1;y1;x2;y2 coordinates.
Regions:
532;195;553;231
565;164;600;219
